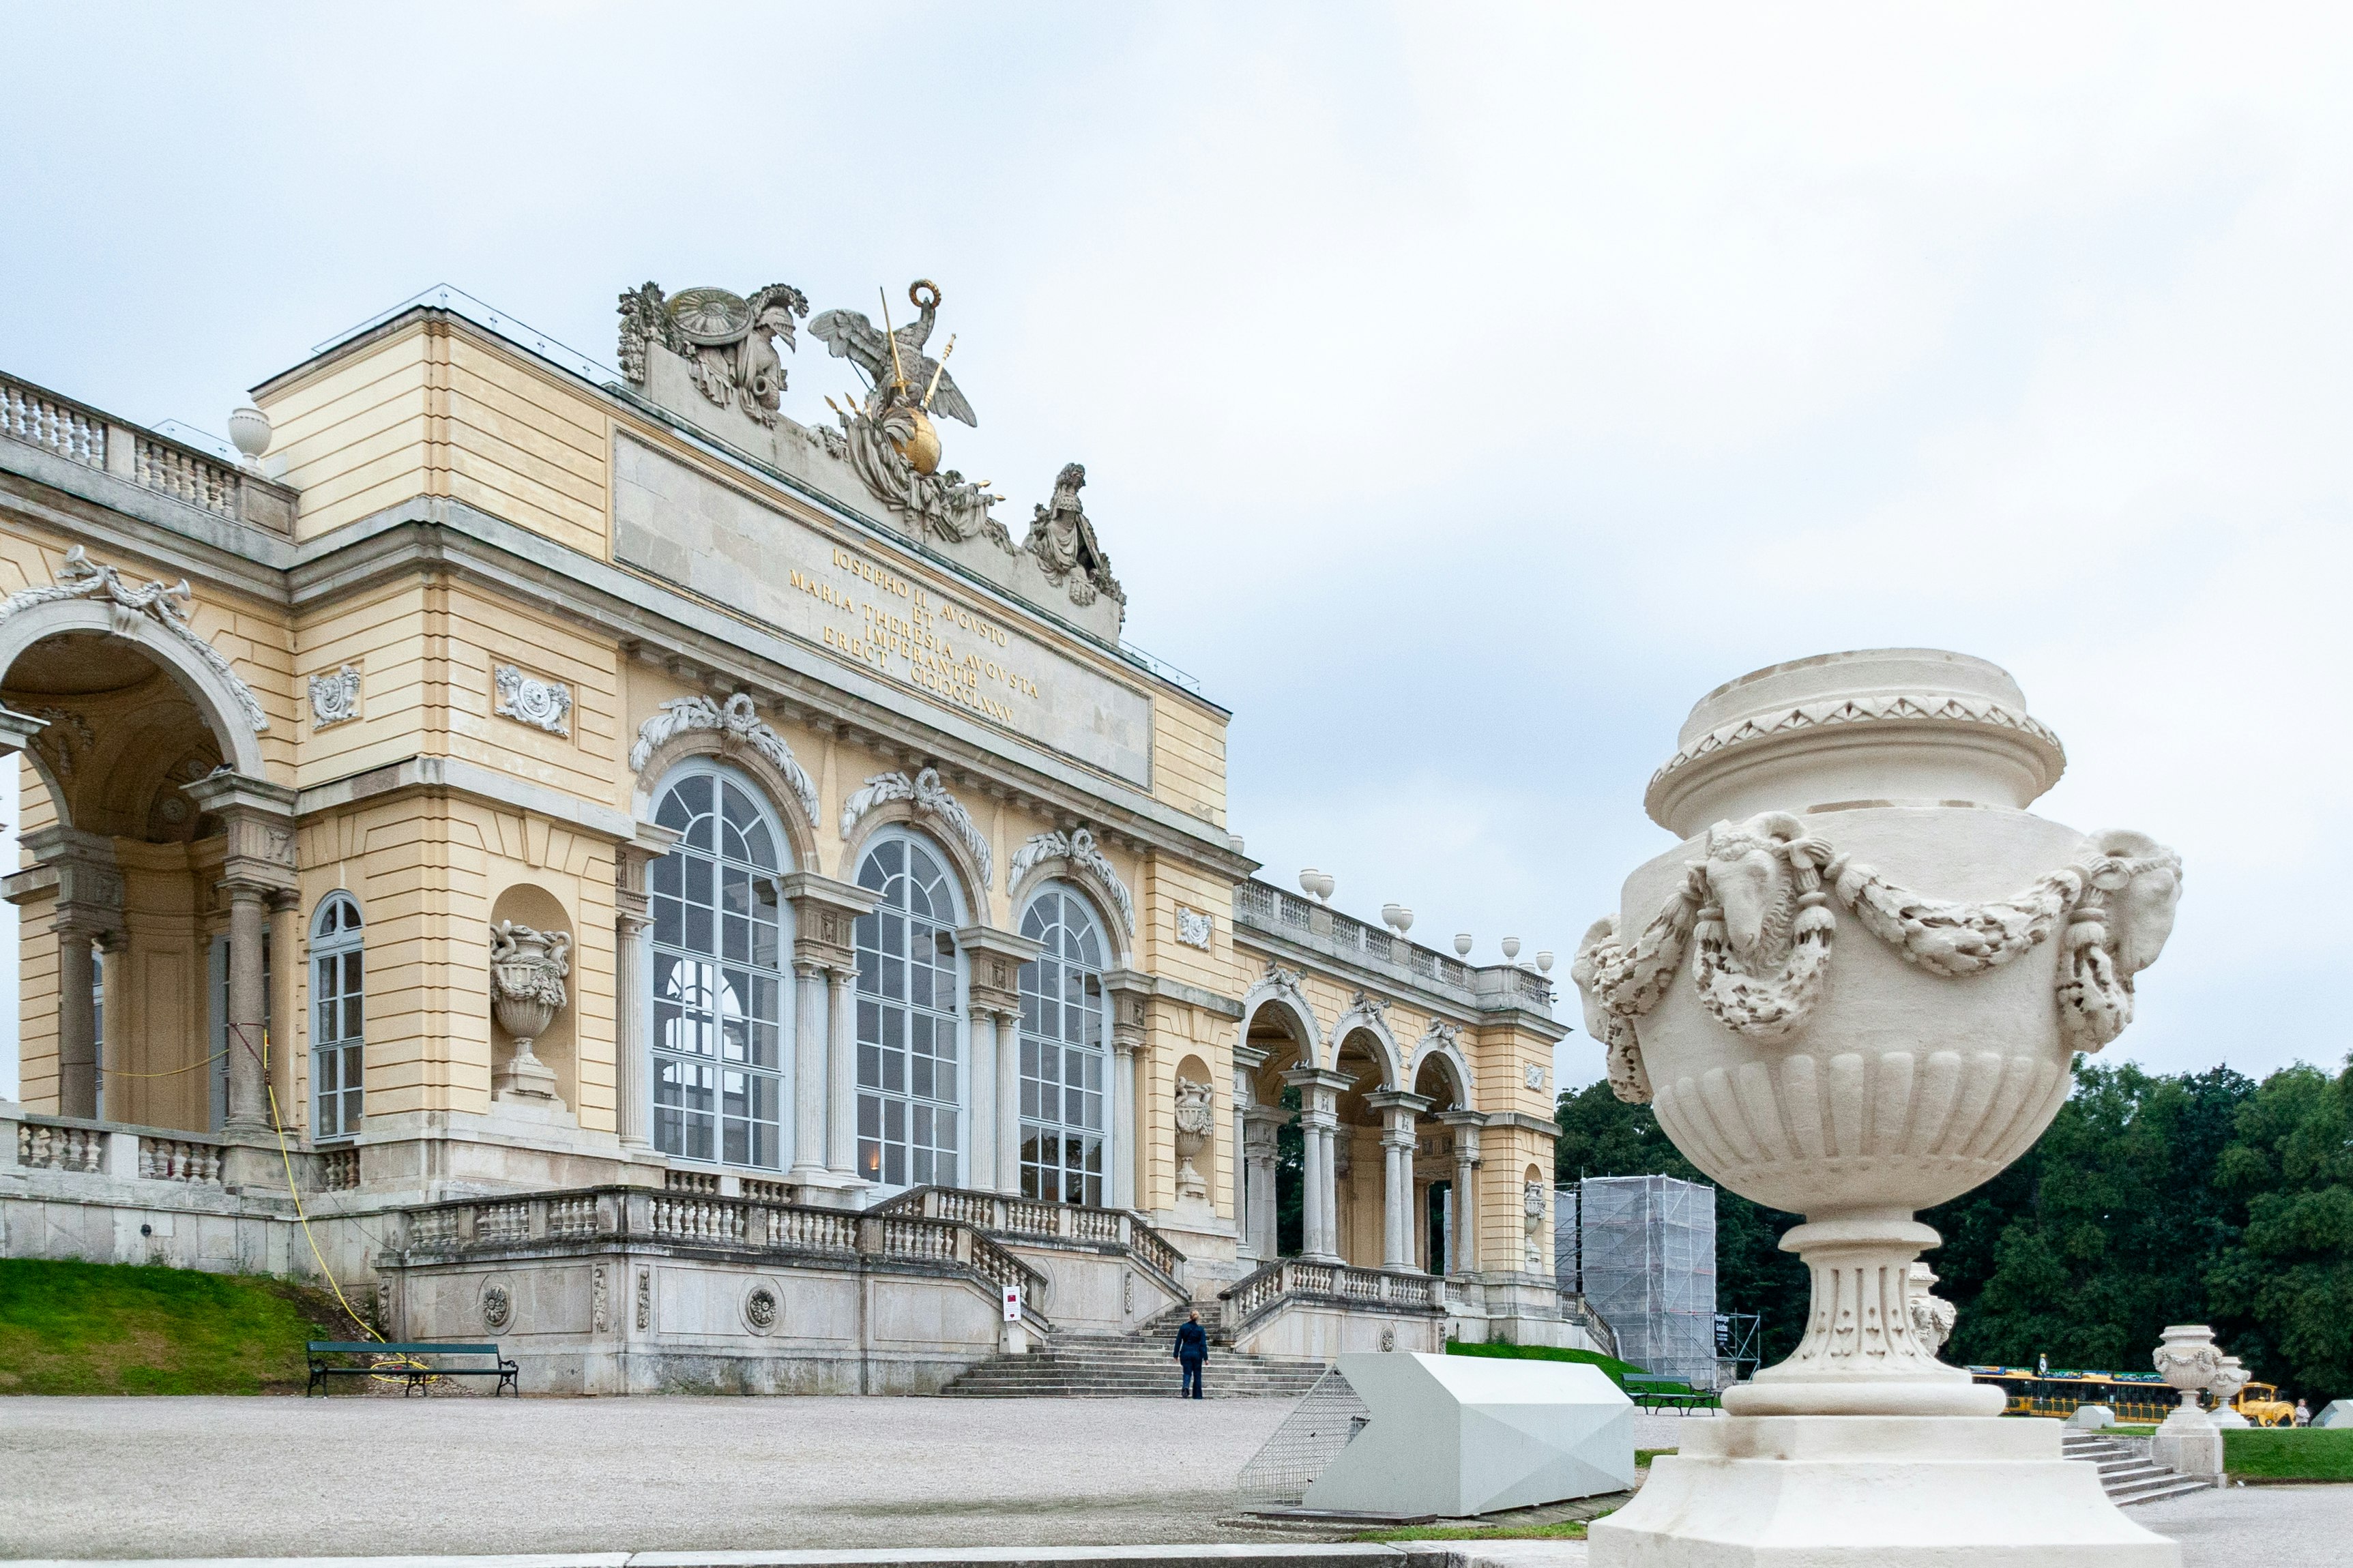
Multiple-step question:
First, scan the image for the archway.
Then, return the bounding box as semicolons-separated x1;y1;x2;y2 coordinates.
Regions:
1413;1052;1471;1275
1240;997;1312;1262
3;629;242;1128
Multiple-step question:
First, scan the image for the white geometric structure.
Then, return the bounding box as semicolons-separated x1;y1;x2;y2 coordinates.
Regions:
1304;1352;1635;1516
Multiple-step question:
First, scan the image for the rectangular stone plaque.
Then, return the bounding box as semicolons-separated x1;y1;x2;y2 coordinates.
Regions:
615;435;1152;787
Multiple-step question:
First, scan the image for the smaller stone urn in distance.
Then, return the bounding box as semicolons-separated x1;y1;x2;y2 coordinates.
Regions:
1574;649;2184;1566
1172;1076;1215;1202
490;919;570;1104
2208;1352;2252;1430
2152;1324;2226;1478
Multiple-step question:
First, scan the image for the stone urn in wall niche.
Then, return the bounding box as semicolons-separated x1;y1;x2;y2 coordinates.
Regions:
1576;649;2184;1567
1172;1076;1215;1204
490;919;571;1105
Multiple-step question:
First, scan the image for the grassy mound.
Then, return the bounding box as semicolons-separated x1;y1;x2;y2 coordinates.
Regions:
2225;1428;2353;1481
0;1258;362;1395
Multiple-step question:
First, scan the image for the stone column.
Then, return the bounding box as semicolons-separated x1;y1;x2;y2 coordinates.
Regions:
1111;1040;1140;1209
967;1001;997;1192
1107;972;1152;1212
960;926;1044;1197
788;960;829;1179
18;825;123;1122
778;872;873;1194
1243;1107;1283;1262
181;773;297;1183
1437;1113;1484;1275
223;883;274;1136
55;917;100;1119
614;825;679;1155
826;966;858;1179
1287;1069;1350;1263
1368;1091;1431;1270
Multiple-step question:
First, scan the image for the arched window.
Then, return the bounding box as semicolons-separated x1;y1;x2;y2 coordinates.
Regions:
310;893;364;1141
1018;886;1108;1205
649;767;789;1168
854;835;963;1189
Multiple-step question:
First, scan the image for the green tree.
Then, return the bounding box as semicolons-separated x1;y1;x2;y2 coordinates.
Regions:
1924;1062;2255;1372
2207;1058;2353;1398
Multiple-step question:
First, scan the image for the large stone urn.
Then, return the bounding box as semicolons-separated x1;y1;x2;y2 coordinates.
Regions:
1574;650;2183;1566
2152;1323;2226;1477
490;919;570;1104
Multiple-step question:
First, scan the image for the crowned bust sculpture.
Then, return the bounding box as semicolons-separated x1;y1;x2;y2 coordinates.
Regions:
1577;649;2182;1567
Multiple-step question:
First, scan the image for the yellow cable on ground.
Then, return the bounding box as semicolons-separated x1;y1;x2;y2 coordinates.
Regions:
244;1021;436;1390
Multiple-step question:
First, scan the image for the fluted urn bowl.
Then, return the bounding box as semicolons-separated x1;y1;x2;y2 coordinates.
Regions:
1575;650;2181;1417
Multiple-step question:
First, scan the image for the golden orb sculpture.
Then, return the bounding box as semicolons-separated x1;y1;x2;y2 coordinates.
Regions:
892;406;942;475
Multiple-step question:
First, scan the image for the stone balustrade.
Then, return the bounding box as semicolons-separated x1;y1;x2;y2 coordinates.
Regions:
1219;1255;1448;1335
871;1184;1186;1292
395;1185;1051;1319
0;370;297;536
1233;877;1556;1010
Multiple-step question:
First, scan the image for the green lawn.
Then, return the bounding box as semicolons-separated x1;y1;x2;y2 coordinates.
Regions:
1439;1344;1704;1391
0;1258;360;1395
2225;1428;2353;1481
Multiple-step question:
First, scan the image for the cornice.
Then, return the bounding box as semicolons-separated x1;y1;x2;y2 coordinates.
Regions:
280;497;1252;878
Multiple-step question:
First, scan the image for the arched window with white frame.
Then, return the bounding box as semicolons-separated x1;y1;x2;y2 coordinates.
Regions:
1017;885;1109;1205
310;893;364;1141
853;833;964;1189
649;765;792;1168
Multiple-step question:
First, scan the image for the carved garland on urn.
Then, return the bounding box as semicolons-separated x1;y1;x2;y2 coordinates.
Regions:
1573;812;2182;1106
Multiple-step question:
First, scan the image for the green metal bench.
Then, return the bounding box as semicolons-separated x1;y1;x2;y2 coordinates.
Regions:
306;1341;519;1397
1622;1372;1717;1412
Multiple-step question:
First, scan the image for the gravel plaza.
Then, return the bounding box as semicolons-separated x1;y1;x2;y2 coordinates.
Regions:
1;1397;2334;1567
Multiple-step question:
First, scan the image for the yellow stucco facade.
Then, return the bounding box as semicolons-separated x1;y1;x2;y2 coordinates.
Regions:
1;288;1571;1357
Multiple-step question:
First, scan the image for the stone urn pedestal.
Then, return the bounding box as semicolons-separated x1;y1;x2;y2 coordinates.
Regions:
1573;650;2183;1567
2152;1325;2226;1477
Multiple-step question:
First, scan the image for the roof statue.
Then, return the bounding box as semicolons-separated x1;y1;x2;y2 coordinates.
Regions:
617;281;810;428
809;280;977;431
1023;464;1124;607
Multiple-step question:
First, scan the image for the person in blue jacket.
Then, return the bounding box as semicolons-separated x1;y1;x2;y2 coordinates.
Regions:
1173;1309;1209;1399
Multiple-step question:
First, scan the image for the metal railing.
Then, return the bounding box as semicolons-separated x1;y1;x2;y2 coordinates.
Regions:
1218;1256;1448;1337
0;369;297;535
871;1185;1187;1294
394;1185;1051;1320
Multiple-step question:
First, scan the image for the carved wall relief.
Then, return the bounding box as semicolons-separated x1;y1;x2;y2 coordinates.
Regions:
493;664;572;736
308;664;361;728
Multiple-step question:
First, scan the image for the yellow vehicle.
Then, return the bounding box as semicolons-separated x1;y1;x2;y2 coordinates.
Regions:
2233;1382;2296;1428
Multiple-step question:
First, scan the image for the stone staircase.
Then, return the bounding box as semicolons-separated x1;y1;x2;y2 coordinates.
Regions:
2062;1431;2215;1506
940;1301;1328;1400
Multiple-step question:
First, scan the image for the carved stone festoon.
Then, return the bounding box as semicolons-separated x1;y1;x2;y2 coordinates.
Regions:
1575;650;2184;1567
489;919;571;1104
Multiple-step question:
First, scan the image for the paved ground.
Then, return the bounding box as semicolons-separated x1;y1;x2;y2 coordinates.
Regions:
1;1397;2338;1565
0;1396;1299;1559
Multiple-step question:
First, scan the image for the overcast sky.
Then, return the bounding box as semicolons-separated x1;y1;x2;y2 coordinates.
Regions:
4;4;2347;1095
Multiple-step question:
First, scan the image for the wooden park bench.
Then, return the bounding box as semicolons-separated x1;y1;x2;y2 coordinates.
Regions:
1622;1372;1718;1413
306;1341;520;1397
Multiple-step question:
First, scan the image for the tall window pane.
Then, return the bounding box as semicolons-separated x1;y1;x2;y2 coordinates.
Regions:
1018;887;1107;1206
855;838;962;1189
651;769;788;1169
310;893;365;1141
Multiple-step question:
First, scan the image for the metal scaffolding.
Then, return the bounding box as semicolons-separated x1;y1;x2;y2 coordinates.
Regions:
1574;1174;1719;1389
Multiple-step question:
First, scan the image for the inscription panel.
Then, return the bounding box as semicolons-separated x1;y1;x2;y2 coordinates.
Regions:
615;435;1152;786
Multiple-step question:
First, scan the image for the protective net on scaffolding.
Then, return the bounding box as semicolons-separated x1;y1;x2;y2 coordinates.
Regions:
1575;1174;1719;1389
1233;1366;1370;1505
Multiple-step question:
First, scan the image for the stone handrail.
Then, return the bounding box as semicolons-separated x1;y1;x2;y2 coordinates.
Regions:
872;1185;1188;1295
1;369;297;536
1560;1290;1618;1359
9;1112;242;1190
396;1186;1051;1321
1217;1256;1447;1338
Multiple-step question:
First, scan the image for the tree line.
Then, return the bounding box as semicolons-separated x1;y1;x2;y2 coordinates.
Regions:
1554;1054;2353;1403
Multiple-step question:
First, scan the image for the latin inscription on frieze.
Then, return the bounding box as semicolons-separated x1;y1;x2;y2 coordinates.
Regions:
613;435;1152;786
